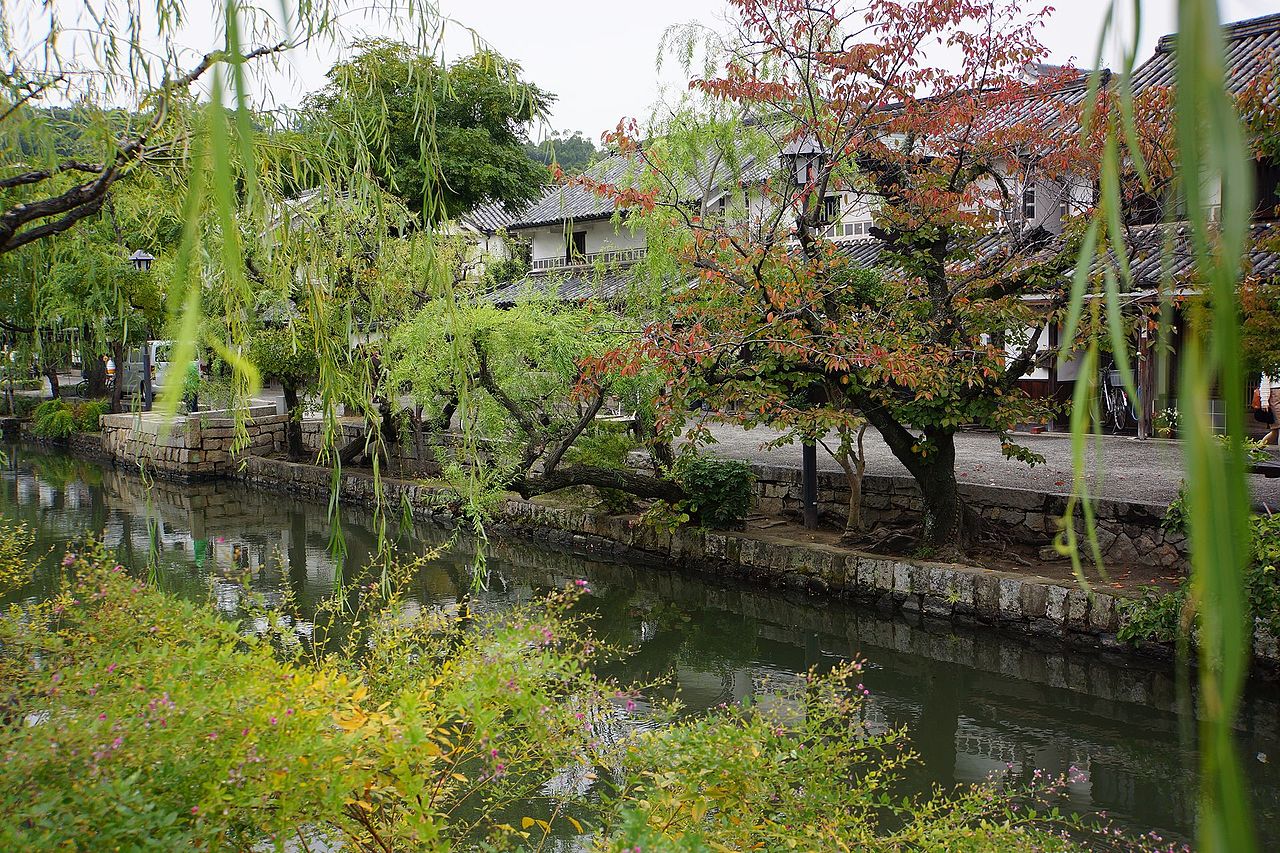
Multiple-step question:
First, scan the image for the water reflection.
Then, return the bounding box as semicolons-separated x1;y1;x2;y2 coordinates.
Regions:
3;444;1280;843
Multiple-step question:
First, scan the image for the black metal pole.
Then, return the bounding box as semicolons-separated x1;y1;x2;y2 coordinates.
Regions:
802;439;819;530
141;339;153;412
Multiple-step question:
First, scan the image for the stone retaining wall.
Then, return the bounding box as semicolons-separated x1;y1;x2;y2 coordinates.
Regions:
100;406;286;479
292;418;1185;569
231;454;1279;672
753;465;1188;571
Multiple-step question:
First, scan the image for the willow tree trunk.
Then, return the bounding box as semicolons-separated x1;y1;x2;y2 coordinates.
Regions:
82;353;107;397
44;365;59;399
283;383;304;460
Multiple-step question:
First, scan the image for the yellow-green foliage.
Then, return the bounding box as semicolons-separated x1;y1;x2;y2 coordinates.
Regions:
0;547;1167;851
0;522;35;596
0;546;612;850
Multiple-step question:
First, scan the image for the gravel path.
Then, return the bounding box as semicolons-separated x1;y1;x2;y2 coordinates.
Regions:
693;421;1280;510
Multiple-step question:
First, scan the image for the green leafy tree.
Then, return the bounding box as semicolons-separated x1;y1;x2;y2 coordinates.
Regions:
307;40;553;223
249;326;319;459
524;130;599;174
387;297;681;506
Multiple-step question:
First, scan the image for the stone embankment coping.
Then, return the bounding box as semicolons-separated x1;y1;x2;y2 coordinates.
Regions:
225;454;1280;674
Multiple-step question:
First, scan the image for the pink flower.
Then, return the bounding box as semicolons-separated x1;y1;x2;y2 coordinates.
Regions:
269;716;278;726
62;553;75;567
98;713;107;720
191;806;200;815
625;699;636;712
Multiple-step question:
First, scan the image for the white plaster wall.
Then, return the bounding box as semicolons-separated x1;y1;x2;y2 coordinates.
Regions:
523;219;647;262
1005;325;1049;380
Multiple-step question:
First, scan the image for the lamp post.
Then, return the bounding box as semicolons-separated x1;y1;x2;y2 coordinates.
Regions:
779;140;828;530
129;250;156;411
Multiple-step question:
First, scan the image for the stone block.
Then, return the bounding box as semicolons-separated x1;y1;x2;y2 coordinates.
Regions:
973;574;1001;618
1088;593;1117;633
1020;583;1049;620
893;562;916;596
1045;585;1069;623
998;577;1024;619
874;560;895;593
1066;589;1090;630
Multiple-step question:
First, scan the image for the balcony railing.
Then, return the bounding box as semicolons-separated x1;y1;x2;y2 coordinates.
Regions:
531;246;647;272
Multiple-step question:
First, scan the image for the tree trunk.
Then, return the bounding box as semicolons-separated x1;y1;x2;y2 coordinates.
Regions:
824;423;867;539
44;365;60;399
283;383;304;460
912;430;967;554
511;465;685;503
82;352;107;397
854;395;968;555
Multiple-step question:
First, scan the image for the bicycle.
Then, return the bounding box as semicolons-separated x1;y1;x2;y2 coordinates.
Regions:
1100;368;1138;433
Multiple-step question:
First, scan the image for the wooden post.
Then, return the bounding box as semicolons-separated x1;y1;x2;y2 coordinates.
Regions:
1136;318;1155;439
802;440;819;530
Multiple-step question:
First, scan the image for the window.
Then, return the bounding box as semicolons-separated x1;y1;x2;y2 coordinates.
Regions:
825;219;873;239
822;194;841;224
1022;184;1037;220
567;230;587;262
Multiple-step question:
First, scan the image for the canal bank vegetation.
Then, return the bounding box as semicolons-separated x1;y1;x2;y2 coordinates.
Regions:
0;544;1181;851
1120;513;1280;645
29;399;109;441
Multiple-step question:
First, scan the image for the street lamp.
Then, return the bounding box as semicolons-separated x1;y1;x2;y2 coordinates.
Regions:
128;249;155;272
780;135;827;188
127;249;155;410
779;140;827;530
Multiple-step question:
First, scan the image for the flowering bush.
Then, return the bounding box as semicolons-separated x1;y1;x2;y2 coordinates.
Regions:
0;545;1182;850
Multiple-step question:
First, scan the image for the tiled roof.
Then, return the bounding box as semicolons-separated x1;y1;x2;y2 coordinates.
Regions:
462;200;524;234
509;143;777;231
1133;12;1280;96
833;222;1280;291
509;155;638;229
1096;221;1280;285
484;268;638;306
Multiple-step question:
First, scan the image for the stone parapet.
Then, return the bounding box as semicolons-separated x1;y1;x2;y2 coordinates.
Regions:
100;407;287;479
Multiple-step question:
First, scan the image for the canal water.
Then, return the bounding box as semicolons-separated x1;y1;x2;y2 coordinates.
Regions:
3;444;1279;844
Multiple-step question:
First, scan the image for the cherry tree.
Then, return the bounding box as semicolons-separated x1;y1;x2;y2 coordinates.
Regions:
591;0;1111;553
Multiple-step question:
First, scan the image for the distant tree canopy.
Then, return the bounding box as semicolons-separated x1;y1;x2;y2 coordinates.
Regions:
524;130;599;174
307;40;553;223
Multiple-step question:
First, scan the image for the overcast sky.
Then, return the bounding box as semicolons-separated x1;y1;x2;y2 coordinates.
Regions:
44;0;1280;141
252;0;1279;141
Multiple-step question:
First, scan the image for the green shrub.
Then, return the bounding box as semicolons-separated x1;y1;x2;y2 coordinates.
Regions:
1121;513;1280;643
30;399;76;440
674;454;755;529
0;547;1156;851
6;394;41;418
72;399;109;432
0;521;35;597
565;423;638;513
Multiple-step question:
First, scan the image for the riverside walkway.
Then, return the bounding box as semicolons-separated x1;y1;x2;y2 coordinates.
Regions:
691;422;1280;510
